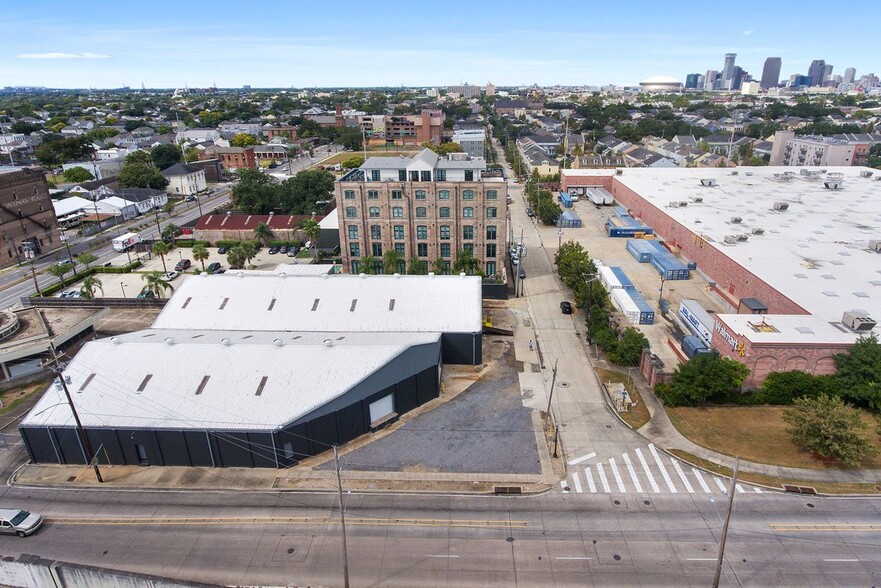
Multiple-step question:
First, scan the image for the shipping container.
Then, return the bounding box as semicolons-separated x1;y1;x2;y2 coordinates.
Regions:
558;210;582;228
682;335;710;358
611;289;641;324
586;187;614;205
598;266;622;291
559;191;574;208
614;205;630;218
649;253;690;280
678;299;713;346
626;239;656;262
629;290;655;325
610;267;635;290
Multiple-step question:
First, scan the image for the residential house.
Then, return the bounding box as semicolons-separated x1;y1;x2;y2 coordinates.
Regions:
175;128;221;144
112;188;168;214
572;154;625;168
219;121;263;136
253;145;288;162
451;129;486;158
161;163;207;196
494;100;528;116
517;138;560;177
264;125;297;142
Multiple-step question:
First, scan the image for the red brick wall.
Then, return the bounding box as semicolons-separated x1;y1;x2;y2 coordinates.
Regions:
560;174;613;192
609;179;808;315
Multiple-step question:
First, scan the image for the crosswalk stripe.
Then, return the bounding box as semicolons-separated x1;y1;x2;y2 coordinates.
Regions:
560;480;568;492
572;471;583;493
671;459;695;493
635;447;660;493
596;463;611;493
584;466;597;493
714;477;728;493
621;453;644;493
608;458;627;493
735;483;745;494
691;468;712;493
754;487;762;493
648;444;678;493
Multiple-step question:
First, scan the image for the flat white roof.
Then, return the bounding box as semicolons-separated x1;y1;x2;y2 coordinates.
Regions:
716;314;861;345
152;273;483;333
614;166;881;330
22;330;440;430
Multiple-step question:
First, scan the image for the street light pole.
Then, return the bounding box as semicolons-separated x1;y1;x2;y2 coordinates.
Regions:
60;230;77;276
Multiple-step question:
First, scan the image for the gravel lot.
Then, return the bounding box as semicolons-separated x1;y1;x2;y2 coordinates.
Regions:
329;340;541;475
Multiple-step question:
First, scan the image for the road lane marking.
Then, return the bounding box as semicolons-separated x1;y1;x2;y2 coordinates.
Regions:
50;516;528;530
714;478;728;493
572;471;583;493
670;459;694;493
823;559;859;562
568;452;596;466
648;444;677;493
691;467;711;493
596;463;611;493
427;555;460;558
686;558;717;561
608;458;627;493
771;524;881;532
635;447;660;493
555;556;592;560
622;452;643;493
584;466;597;493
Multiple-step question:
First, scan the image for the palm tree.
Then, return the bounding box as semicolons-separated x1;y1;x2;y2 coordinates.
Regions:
192;244;209;271
240;241;257;266
152;241;170;273
431;258;447;275
141;271;174;298
79;275;104;299
301;219;320;256
253;222;274;247
454;249;482;276
162;223;180;247
360;256;378;275
407;257;428;275
382;250;405;274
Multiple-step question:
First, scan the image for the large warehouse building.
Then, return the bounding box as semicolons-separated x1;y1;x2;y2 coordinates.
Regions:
562;166;880;386
20;273;483;467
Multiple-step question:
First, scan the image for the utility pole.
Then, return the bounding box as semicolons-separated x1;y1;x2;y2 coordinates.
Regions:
51;363;103;483
28;262;40;296
712;457;740;588
60;230;77;276
153;206;162;239
333;445;350;588
543;359;560;430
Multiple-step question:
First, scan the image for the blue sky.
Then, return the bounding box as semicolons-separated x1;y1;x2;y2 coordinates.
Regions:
3;1;878;88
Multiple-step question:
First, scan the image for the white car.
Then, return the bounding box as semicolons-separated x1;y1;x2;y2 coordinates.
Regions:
0;509;43;537
162;271;180;281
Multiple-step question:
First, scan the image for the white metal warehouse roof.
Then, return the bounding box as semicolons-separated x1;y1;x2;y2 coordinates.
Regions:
151;273;483;333
21;330;441;431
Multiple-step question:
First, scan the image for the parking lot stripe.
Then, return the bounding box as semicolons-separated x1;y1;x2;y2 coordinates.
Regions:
584;466;597;493
572;471;583;493
714;477;729;493
754;487;763;493
622;452;643;493
596;463;612;493
635;447;660;493
608;458;627;493
691;468;712;493
671;459;695;493
648;443;678;493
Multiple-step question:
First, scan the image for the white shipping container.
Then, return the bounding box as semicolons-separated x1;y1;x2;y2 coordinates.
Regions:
611;289;641;324
599;266;623;292
678;299;713;346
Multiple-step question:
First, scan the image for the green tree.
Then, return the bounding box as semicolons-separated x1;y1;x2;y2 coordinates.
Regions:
192;243;209;271
537;194;562;226
361;256;379;274
62;166;94;183
141;271;174;298
125;150;153;165
232;168;279;214
422;141;463;155
453;248;481;275
554;241;595;291
47;262;75;283
239;241;257;266
278;169;335;215
833;334;881;410
151;144;183;170
151;240;171;273
783;394;878;467
382;249;406;274
758;371;836;405
407;257;428;275
659;353;751;406
75;252;98;269
79;274;103;299
300;218;321;253
162;223;180;246
342;155;365;169
227;246;247;269
431;258;447;274
608;327;650;366
253;222;274;246
230;133;259;148
119;162;169;190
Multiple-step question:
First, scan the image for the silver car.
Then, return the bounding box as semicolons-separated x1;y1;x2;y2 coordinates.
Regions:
0;509;43;537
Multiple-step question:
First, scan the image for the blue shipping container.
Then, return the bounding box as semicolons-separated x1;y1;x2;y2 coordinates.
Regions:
559;191;573;208
558;210;582;228
649;254;691;280
610;267;635;290
614;206;629;218
626;239;656;262
629;291;655;325
682;335;709;358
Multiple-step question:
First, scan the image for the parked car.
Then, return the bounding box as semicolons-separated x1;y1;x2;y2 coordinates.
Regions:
55;258;75;267
279;245;289;254
206;262;222;274
174;259;192;271
268;246;280;254
525;207;535;217
184;195;196;202
511;254;520;266
60;290;81;298
162;271;179;281
137;289;155;299
0;509;43;537
218;246;228;254
560;301;573;314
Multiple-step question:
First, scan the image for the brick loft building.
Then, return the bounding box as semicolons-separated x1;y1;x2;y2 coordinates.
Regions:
335;149;508;277
0;168;60;267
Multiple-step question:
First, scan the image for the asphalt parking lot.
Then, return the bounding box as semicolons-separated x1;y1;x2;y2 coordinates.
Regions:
329;338;542;475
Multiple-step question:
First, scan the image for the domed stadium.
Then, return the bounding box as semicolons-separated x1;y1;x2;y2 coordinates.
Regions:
639;75;683;92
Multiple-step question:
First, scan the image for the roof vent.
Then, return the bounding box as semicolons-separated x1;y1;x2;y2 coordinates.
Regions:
773;202;789;211
752;227;765;235
359;273;367;278
615;168;623;175
724;235;737;244
736;234;749;242
323;339;333;347
460;272;467;277
393;273;401;278
730;216;742;224
110;336;121;345
730;170;739;175
869;240;881;252
200;271;208;276
691;196;703;203
842;310;876;331
428;272;435;277
823;180;843;190
322;273;329;279
221;338;231;346
237;271;245;277
700;178;717;187
273;338;283;347
860;170;874;178
164;337;174;346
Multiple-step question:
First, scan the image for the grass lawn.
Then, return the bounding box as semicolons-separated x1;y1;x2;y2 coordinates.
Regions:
667;405;881;470
1;380;52;415
312;149;421;169
595;367;650;430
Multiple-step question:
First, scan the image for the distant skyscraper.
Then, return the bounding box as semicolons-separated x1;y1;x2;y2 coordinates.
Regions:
843;68;856;84
820;64;834;85
760;57;782;89
704;70;718;90
685;73;701;89
722;53;737;83
807;59;826;86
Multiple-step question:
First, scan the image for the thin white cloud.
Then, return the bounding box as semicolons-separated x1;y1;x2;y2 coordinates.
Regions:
17;52;110;59
742;29;754;36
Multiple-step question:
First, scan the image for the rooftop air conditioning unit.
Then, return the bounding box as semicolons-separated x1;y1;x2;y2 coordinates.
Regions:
724;235;737;244
700;178;717;187
616;168;624;175
823;180;843;190
842;310;877;332
730;170;739;175
692;196;703;203
736;234;749;242
860;170;874;178
869;240;881;252
679;201;688;207
752;227;765;235
730;216;743;224
745;171;753;176
773;202;789;211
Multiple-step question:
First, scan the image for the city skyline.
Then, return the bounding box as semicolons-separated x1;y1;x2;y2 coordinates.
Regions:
2;0;879;89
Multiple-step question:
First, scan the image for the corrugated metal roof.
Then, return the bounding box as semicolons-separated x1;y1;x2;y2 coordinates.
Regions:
21;330;440;431
152;274;482;333
194;214;322;231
